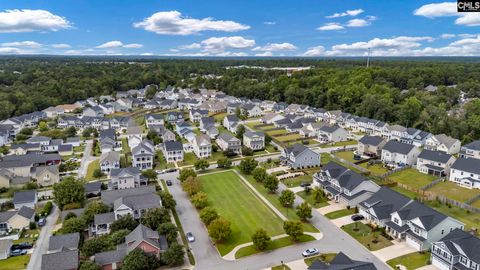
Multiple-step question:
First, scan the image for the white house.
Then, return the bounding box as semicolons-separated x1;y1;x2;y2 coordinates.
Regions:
243;131;265;151
280;143;320;169
100;151;121;175
459;140;480;160
416;149;456;177
449;158;480;189
131;140;154;170
191;134;212;159
431;229;480;270
425;134;461;155
381;140;420;167
317;124;348;143
162;141;184;163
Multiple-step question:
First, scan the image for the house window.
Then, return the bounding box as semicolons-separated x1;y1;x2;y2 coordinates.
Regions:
460;256;468;265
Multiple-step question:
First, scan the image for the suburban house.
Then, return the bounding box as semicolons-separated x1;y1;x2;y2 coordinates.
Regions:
449;158;480;189
109;167;147;190
83;106;104;117
144;114;164;128
280;143;320;169
199;117;215;132
241;103;262;117
261;112;285;124
206;125;219;139
358;136;387;158
100;151;121;175
175;121;193;135
0;239;12;260
126;125;143;149
41;249;78;270
48;232;79;253
216;133;241;155
317;124;348;143
0;153;61;178
416;150;456;177
430;228;480;270
459;140;480;160
0;169;30;189
223;115;240;133
85;181;103;197
308;252;376;270
425;134;461;155
99;129;121;153
162;141;184;163
13;190;37;209
131;140;155;170
313;162;380;207
385;200;464;251
165;111;183;123
34;165;60;187
191;134;212;159
160;129;176;142
243;131;265;151
358;187;412;227
381;140;421;167
0;206;35;233
189;109;209;123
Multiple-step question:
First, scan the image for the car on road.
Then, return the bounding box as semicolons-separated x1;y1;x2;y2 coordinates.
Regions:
11;249;27;256
300;182;311;188
351;214;364;221
38;218;46;227
302;248;319;257
166;180;173;186
186;232;195;242
156;169;165;174
165;168;177;173
12;243;33;250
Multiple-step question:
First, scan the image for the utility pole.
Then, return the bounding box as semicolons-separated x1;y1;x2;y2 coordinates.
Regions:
366;47;371;68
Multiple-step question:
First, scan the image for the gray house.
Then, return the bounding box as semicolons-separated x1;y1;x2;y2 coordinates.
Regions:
216;133;241;155
281;144;320;169
358;187;411;227
308;252;376;270
431;229;480;270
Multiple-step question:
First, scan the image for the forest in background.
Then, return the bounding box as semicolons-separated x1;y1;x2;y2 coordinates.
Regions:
1;57;480;142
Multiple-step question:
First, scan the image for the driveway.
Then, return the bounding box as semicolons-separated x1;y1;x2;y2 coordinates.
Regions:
316;202;345;215
331;215;355;227
78;139;94;178
27;203;60;270
372;241;417;262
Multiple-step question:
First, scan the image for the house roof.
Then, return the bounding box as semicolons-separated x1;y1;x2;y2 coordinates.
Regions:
100;151;120;163
395;200;449;230
13;190;36;204
319;124;342;133
382;140;416;155
110;167;141;178
48;232;80;252
359;187;411;221
99;129;115;140
463;140;480;151
0;211;16;223
217;132;240;143
308;252;376;270
434;134;459;148
17;206;35;219
35;165;59;176
114;193;161;211
436;228;480;263
164;141;183;151
284;143;312;157
451;158;480;175
85;181;102;194
26;136;51;143
359;136;385;147
125;224;160;252
418;149;453;163
94;212;115;225
41;249;78;270
101;186;155;206
225;114;239;122
94;249;127;266
244;131;264;139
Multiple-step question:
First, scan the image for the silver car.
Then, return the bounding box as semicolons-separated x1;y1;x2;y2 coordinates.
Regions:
302;248;319;257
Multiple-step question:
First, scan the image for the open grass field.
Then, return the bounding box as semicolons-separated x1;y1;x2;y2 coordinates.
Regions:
235;234;315;259
200;171;285;255
425;200;480;232
0;255;30;270
426;181;480;202
267;129;289;136
342;222;393;251
387;252;431;270
388;168;437;190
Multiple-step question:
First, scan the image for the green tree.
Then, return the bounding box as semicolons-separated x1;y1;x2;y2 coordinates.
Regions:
109;229;130;246
251;229;271;251
241;146;254;156
217;157;232;168
191;191;208;209
263;175;279;193
181;176;202;196
122;249;160;270
296;202;312;221
312;187;324;203
93;168;104;178
82;237;110;257
239;158;258;174
38;122;49;132
157;222;178;244
279;190;295;208
194;159;209;171
161;243;185;266
53;177;85;210
79;261;100;270
236;124;246;139
141;169;157;182
145;85;158;99
66;126;77;137
283;220;304;241
141;208;170;230
199;207;218;225
110;214;138;232
61;217;86;234
82;201;110;223
252;167;267;183
179;168;197;182
208;217;232;242
159;191;176;209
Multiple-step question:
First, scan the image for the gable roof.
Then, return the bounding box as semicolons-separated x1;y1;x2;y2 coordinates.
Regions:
395;200;449;230
41;249;78;270
164;141;183;152
434;134;459;148
114;193;161;211
382;140;416;155
100;151;120;163
308;252;376;270
418;149;453;163
359;187;411;221
94;249;127;266
101;186;155;206
359;136;385;147
436;228;480;263
13;190;36;204
244;131;264;139
451;158;480;175
17;206;35;219
217;132;240;143
462;140;480;151
48;232;80;252
284;143;311;157
125;224;160;252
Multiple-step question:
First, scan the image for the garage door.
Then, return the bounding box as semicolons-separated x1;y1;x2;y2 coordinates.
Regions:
432;256;450;270
406;235;422;250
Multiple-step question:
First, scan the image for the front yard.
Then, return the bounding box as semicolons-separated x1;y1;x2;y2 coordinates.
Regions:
426;181;480;202
388;168;437;190
85;159;100;181
282;174;313;188
387;252;431;270
235;234;315;259
304;253;337;267
342;222;393;251
200;171;285;256
296;190;329;208
324;208;356;219
154;150;176;170
0;255;30;270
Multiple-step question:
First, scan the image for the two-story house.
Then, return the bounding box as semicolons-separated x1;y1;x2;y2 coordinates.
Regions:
216;133;241;155
189;109;209;123
34;165;60;187
431;229;480;270
0;206;35;233
425;134;461;155
144;114;164;128
100;151;121;175
131;140;154;170
165;111;183;123
358;135;387;158
381;140;420;167
223;115;240;133
280;143;320;169
243;131;265;151
317;125;348;143
191;134;212;159
162;141;184;163
416;149;456;177
459;140;480;160
449;158;480;189
109;167;147;190
199;117;215;132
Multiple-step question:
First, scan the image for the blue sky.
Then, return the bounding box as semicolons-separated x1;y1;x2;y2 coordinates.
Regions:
1;1;480;56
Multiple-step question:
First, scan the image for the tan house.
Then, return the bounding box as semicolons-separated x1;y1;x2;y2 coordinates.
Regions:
358;135;387;158
0;169;30;189
34;166;60;187
0;206;35;232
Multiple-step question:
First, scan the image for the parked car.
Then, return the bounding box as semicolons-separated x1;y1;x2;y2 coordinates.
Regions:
302;248;319;257
351;214;364;221
165;168;177;173
186;232;195;242
12;243;33;250
300;182;311;188
11;249;27;256
38;218;46;226
166;180;173;186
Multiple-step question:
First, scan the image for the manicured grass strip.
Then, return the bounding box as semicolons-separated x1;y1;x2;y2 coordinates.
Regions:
388;168;436;190
425;200;480;232
304;253;337;267
235;234;315;259
282;175;312;188
334;151;357;163
272;265;291;270
85;159;100;181
325;208;356;219
1;255;30;270
387;252;431;270
319;140;357;148
342;222;392;251
426;181;480;202
155;150;175;170
200;171;285;256
296;191;329;208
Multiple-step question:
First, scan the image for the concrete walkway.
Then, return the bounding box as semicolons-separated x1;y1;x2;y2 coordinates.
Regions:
316;202;346;215
289;186;305;193
372;242;417;262
331;215;355;227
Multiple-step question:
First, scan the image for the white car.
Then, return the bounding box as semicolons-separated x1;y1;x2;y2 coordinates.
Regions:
302;248;319;257
186;232;195;242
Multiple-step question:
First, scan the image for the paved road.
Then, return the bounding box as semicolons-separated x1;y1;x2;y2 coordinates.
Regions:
161;170;390;270
27;203;60;270
78;139;94;178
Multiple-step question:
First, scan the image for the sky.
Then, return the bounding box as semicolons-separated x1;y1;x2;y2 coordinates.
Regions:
1;0;480;56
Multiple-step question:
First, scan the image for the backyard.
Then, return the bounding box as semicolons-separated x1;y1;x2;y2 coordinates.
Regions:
359;163;389;176
387;252;431;270
333;151;358;163
425;200;480;232
282;174;313;188
388;168;437;190
426;181;480;202
199;171;285;256
342;222;393;251
319;140;357;148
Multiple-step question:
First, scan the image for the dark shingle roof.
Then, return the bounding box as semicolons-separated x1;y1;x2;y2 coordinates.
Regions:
437;228;480;263
359;136;384;147
359;187;411;221
17;206;35;219
48;233;80;252
164;141;183;151
284;143;309;157
382;140;416;155
13;190;36;204
451;158;480;175
308;252;377;270
101;186;155;206
463;140;480;151
94;249;127;266
41;249;78;270
418;149;453;163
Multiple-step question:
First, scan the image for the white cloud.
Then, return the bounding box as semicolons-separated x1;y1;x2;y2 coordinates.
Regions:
415;2;480;26
200;36;255;54
317;23;344;31
178;43;202;50
140;52;154;56
326;9;364;18
0;47;27;54
252;42;297;51
331;36;433;53
1;41;42;48
216;51;249;56
133;10;249;35
440;33;456;39
303;46;326;56
459;33;478;38
0;9;72;33
346;19;370;27
255;51;273;56
264;21;276;25
51;43;71;48
96;41;143;49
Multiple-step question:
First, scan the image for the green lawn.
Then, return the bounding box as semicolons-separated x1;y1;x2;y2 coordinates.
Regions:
276;134;302;142
85;159;100;181
388;169;437;190
0;255;30;270
320;140;357;148
235;234;315;259
325;208;356;219
272;265;291;270
387;252;431;270
212;112;228;122
241;172;319;233
265;144;278;153
13;229;39;244
304;253;337;267
425;200;480;232
359;163;390;176
471;198;480;208
267;129;288;136
334;151;357;163
296;190;329;208
178;152;197;166
200;171;285;256
391;186;419;199
426;181;480;202
282;175;312;188
321;153;334;165
342;222;393;251
155;150;175;170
